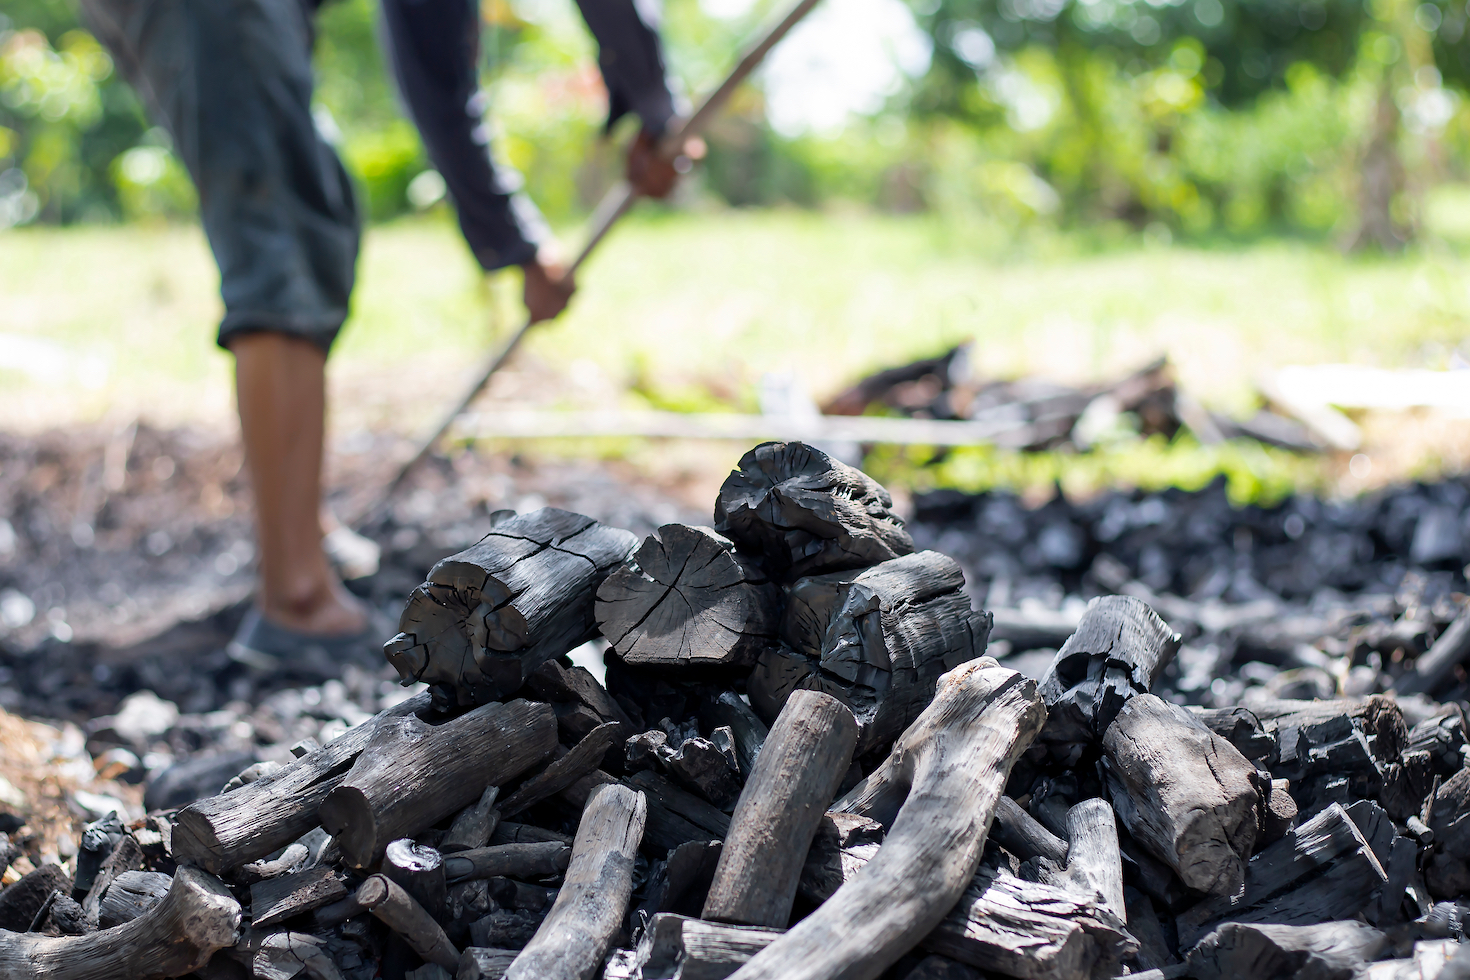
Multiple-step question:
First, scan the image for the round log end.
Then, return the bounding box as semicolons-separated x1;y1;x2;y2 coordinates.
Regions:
318;785;377;870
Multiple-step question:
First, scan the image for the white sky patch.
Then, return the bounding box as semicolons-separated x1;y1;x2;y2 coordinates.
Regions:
759;0;933;136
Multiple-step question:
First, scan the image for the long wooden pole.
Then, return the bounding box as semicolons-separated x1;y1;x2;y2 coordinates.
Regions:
376;0;825;508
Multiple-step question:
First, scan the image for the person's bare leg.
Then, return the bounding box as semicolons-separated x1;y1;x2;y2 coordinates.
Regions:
231;331;366;635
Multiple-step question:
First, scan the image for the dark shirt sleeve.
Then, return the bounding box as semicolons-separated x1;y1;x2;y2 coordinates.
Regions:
380;0;676;272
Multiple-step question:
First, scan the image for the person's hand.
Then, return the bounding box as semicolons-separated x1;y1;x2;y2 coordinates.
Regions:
521;257;574;324
626;129;706;199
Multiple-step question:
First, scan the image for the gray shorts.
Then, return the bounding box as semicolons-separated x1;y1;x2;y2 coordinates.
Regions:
81;0;359;353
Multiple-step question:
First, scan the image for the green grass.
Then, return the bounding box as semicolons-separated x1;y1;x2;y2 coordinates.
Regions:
4;207;1470;498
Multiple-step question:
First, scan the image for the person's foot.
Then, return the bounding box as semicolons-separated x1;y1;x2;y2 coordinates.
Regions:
228;596;380;679
262;577;368;636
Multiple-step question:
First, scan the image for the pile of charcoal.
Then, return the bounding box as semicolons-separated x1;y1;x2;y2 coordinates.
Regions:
6;441;1470;980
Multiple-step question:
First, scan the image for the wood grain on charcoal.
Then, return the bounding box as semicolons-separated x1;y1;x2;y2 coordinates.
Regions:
596;524;780;668
442;786;501;854
96;870;171;928
498;721;621;817
713;441;913;580
444;842;573;882
318;698;557;868
384;508;637;704
506;783;647;980
748;550;990;754
170;690;433;874
703;690;858;927
249;865;346;929
1101;693;1262;897
1051;799;1125;922
726;658;1046;980
0;865;239;980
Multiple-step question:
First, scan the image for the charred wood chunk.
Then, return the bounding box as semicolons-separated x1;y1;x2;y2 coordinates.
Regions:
442;786;501;854
254;932;344;980
713;441;913;580
1396;605;1470;697
596;525;780;669
492;822;573;846
728;659;1046;980
1260;778;1298;847
471;908;546;949
749;551;991;755
1191;706;1278;767
702;690;769;776
1051;799;1124;922
358;873;460;970
249;865;346;929
636;839;724;923
0;864;71;931
458;947;519;980
499;721;622;818
0;865;239;980
921;866;1136;980
1248;695;1409;781
1039;595;1179;753
1102;694;1262;898
1176;802;1389;946
798;813;884;905
1122;886;1174;971
635;912;785;980
625;769;731;853
383;838;448;922
1185;921;1387;980
505;783;647;980
319;699;558;869
1407;706;1469;775
98;870;172;929
625;725;742;810
991;796;1069;866
526;659;635;743
704;690;858;927
170;690;433;875
1425;766;1470;899
81;835;143;929
385;508;638;705
444;842;573;883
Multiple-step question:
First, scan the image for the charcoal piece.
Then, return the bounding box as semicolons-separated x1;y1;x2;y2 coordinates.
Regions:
97;870;172;929
143;750;257;813
0;864;70;931
458;947;519;980
637;839;723;922
1101;694;1263;897
526;659;636;744
471;908;546;949
749;550;990;754
1406;707;1469;774
1122;885;1174;971
712;441;913;580
1424;766;1470;898
596;524;780;669
444;842;572;883
384;508;638;705
491;822;573;846
383;838;447;921
42;894;89;936
72;812;124;899
1249;695;1409;781
442;786;501;854
702;690;769;775
357;873;459;970
991;796;1069;866
1185;921;1387;980
1038;596;1180;753
633;912;785;980
80;835;143;929
499;721;622;818
249;865;346;929
625;769;731;847
798;813;884;905
1191;706;1278;767
1260;779;1298;846
1045;799;1124;922
1176;802;1388;946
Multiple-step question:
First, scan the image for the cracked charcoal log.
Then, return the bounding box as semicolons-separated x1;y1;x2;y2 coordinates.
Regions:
1185;921;1388;980
97;870;171;929
1245;696;1408;782
1176;802;1388;946
358;873;460;970
749;550;990;755
1395;605;1470;696
0;864;71;931
992;796;1069;866
596;524;780;669
634;912;785;980
458;947;518;980
444;842;572;883
1039;596;1180;754
249;865;346;929
922;866;1136;980
713;441;913;580
1051;799;1124;922
72;814;123;900
385;508;638;705
526;659;636;743
666;733;742;810
1191;706;1278;767
384;839;448;921
1102;693;1262;897
728;658;1046;980
505;783;647;980
443;786;501;854
319;698;557;868
702;691;768;775
252;932;344;980
492;822;572;846
704;690;858;927
499;721;622;818
0;865;239;980
171;689;433;874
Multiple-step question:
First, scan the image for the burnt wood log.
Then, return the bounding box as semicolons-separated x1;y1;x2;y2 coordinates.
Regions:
726;658;1047;980
0;864;71;931
170;689;433;874
491;822;572;846
97;870;171;929
384;839;448;921
458;947;518;980
249;865;346;929
526;659;636;743
1406;706;1469;774
749;550;990;754
596;524;780;669
1246;695;1409;780
1185;921;1387;980
703;690;858;927
442;786;501;854
624;770;731;848
1038;596;1180;756
1191;706;1278;767
505;783;647;980
1051;799;1124;921
444;843;573;883
357;873;459;970
992;796;1069;866
712;441;913;580
0;865;239;980
384;508;638;705
498;722;622;818
1101;693;1263;897
1176;802;1389;946
634;912;785;980
318;698;557;868
1395;605;1470;696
